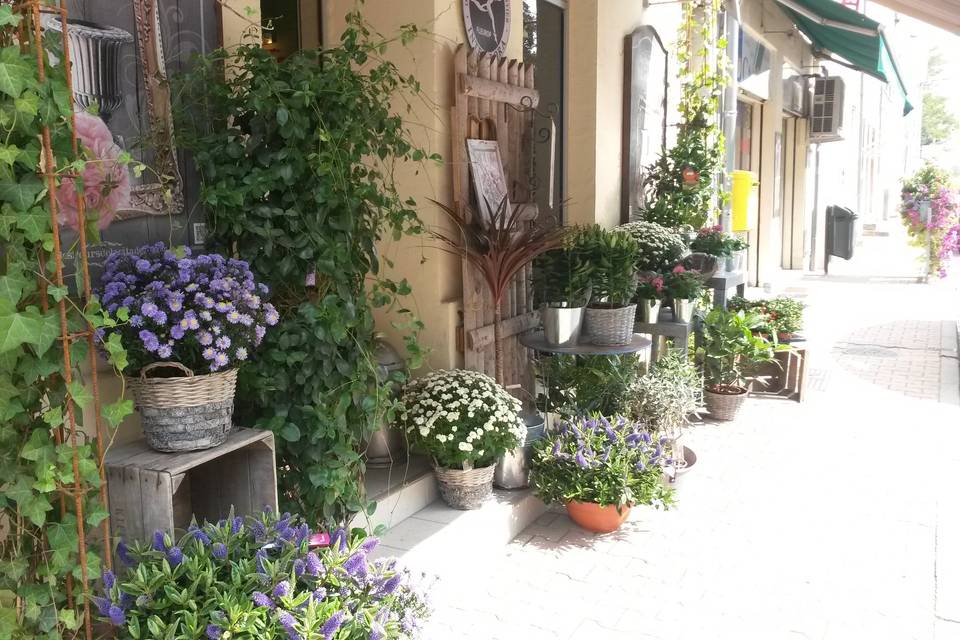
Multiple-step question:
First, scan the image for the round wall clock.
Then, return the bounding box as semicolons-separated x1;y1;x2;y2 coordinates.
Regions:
463;0;511;56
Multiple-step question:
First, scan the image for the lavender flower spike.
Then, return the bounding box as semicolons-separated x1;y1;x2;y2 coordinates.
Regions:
369;622;386;640
343;551;367;577
273;580;292;599
359;537;379;555
151;530;167;552
107;605;126;627
320;611;347;640
305;551;323;576
252;591;275;609
206;624;223;639
102;570;116;590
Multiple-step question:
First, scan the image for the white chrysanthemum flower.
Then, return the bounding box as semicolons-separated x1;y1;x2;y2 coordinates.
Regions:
458;442;473;451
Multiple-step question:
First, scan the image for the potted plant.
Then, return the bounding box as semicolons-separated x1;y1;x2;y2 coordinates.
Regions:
662;265;705;322
531;415;673;533
729;295;805;341
634;273;665;323
534;354;648;419
401;369;526;509
97;510;431;638
532;240;593;347
697;307;778;421
690;225;749;273
575;225;641;346
98;242;278;452
619;220;689;273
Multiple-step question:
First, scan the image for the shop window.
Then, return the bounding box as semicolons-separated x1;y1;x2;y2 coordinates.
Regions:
261;0;322;59
735;101;753;171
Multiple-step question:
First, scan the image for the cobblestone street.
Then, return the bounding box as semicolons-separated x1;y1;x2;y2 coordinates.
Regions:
421;231;960;640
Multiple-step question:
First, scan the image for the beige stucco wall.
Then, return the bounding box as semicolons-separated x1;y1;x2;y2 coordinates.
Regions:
221;0;262;47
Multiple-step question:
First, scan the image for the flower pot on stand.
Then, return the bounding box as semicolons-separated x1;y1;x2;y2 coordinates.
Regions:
128;362;237;452
636;299;662;324
671;298;696;323
584;304;637;346
726;249;746;273
703;385;748;421
565;501;631;533
434;464;496;509
541;304;585;347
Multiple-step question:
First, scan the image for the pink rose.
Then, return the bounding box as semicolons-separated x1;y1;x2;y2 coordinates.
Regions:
672;265;686;274
652;276;664;292
56;112;130;231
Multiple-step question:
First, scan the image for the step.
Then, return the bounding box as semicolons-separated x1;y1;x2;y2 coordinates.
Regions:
349;456;437;533
373;489;547;579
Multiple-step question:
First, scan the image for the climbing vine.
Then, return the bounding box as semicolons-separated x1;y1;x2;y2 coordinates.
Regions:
640;0;727;230
173;7;430;525
0;4;132;638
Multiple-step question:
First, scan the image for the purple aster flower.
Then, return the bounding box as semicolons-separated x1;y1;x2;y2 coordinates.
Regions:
252;591;275;609
117;539;134;566
206;624;223;639
359;537;379;555
212;543;228;559
170;325;186;340
343;551;367;577
135;259;151;273
216;335;231;349
273;581;291;598
214;352;229;368
202;347;216;360
152;530;167;551
92;596;111;616
239;314;254;326
129;314;143;327
226;310;241;324
152;310;168;325
139;330;160;353
305;552;322;576
215;301;231;313
319;611;346;640
157;344;173;359
107;604;126;626
265;304;279;326
255;325;266;345
166;546;183;566
102;570;116;590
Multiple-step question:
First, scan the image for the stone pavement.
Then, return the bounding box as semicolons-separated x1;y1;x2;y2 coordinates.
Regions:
419;231;960;640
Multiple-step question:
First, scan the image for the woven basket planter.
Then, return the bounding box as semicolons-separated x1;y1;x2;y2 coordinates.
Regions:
434;464;495;510
584;304;637;346
128;362;237;453
703;386;748;421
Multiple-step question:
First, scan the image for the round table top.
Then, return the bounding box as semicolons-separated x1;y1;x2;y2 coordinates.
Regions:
519;332;652;355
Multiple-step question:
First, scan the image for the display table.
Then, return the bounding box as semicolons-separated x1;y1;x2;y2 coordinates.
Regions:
106;428;278;544
709;270;747;308
634;308;693;360
519;332;652;356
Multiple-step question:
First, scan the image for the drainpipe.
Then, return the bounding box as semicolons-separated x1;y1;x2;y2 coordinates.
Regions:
721;0;741;233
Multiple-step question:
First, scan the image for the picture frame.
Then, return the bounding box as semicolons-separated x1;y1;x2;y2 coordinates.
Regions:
467;139;511;226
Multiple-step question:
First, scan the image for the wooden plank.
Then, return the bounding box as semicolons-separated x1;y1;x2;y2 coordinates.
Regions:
248;438;279;513
458;73;540;108
105;429;273;475
467;310;540;350
106;464;143;547
139;469;175;537
464;48;483;373
477;53;496;379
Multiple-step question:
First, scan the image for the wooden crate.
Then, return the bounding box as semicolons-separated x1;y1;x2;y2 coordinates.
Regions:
105;428;278;545
750;346;808;402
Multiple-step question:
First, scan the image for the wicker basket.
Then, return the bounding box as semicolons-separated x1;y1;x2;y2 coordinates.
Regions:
703;386;747;421
434;464;496;510
128;362;238;453
584;304;637;346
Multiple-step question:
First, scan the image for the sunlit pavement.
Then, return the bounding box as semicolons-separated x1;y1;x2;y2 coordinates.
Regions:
421;227;960;640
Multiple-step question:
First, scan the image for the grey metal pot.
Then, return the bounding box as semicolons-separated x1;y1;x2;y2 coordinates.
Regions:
363;337;408;468
672;298;696;323
541;304;584;347
494;413;546;490
636;299;662;324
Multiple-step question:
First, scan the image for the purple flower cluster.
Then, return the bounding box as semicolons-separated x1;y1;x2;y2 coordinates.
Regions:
97;242;279;374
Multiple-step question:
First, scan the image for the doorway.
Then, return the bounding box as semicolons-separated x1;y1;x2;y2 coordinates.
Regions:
261;0;322;58
523;0;565;222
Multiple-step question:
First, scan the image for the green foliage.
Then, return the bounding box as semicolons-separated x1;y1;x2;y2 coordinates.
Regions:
630;351;703;434
531;415;673;509
535;354;647;419
0;7;132;637
728;295;804;336
639;0;726;229
570;225;640;306
921;93;958;147
662;266;706;301
689;225;748;257
100;511;430;639
618;220;689;273
697;307;779;390
173;9;429;524
531;241;593;307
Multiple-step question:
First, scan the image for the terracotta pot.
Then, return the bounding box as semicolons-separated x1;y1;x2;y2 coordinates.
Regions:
703;385;748;421
565;500;631;533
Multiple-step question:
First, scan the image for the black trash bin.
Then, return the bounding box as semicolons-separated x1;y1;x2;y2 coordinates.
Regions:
827;206;857;260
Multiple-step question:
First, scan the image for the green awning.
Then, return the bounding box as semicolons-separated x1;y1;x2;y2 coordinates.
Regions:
774;0;913;115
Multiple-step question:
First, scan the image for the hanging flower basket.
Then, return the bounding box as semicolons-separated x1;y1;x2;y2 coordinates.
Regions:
128;362;237;452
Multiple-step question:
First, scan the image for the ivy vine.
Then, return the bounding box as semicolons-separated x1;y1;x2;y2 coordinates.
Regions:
0;6;132;638
173;8;431;525
640;0;727;230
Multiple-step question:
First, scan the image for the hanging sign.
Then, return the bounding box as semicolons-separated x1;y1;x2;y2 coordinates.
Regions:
463;0;511;56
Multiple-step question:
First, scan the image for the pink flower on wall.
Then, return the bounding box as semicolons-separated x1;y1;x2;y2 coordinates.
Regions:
56;111;130;231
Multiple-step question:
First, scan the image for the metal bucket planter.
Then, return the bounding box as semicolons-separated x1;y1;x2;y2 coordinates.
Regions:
726;250;746;273
128;362;237;452
434;464;496;510
671;298;696;323
703;385;748;421
541;304;585;347
364;425;407;468
494;413;546;490
636;299;662;324
584;304;637;346
565;501;631;533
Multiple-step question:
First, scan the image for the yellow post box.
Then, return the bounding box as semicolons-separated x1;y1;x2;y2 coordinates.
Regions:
731;170;757;232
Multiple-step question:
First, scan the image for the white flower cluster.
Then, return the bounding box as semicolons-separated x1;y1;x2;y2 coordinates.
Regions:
402;369;526;466
619;221;688;273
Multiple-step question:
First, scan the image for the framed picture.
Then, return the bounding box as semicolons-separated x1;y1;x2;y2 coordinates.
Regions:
467;139;511;226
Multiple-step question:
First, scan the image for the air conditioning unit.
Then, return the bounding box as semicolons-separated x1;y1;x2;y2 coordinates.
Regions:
783;75;808;116
810;76;845;143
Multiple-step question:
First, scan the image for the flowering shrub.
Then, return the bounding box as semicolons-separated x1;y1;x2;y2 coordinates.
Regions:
97;509;430;639
899;163;959;277
634;273;665;300
401;369;525;469
531;416;674;509
56;111;131;231
663;265;705;300
629;351;702;434
689;225;748;257
619;220;689;272
728;295;804;336
97;243;279;375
